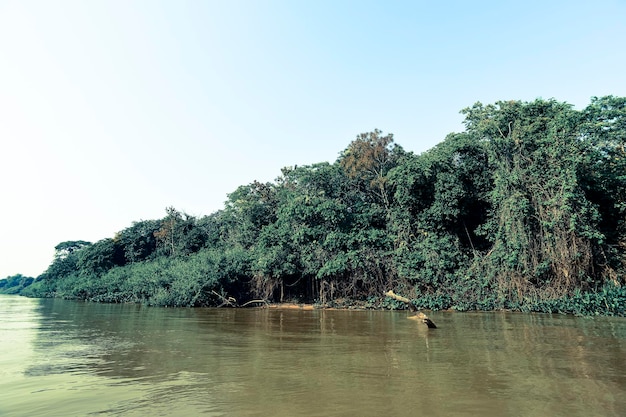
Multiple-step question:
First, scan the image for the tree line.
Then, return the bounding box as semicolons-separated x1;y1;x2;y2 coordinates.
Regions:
4;96;626;315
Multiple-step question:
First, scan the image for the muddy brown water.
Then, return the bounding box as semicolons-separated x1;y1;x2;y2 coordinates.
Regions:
1;294;625;416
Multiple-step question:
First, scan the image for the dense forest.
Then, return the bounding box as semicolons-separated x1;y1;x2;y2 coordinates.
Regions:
3;97;626;315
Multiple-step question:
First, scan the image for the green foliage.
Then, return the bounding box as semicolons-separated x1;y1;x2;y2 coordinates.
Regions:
115;219;161;263
462;99;610;303
53;240;92;259
0;274;34;294
339;129;403;210
37;240;93;294
533;283;626;316
153;207;208;257
15;100;626;316
77;238;124;275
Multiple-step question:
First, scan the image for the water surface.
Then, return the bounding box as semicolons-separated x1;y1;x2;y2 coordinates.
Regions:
1;294;625;416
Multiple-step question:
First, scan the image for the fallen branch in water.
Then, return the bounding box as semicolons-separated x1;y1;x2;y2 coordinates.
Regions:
385;290;437;328
211;290;237;308
240;299;269;308
209;291;270;308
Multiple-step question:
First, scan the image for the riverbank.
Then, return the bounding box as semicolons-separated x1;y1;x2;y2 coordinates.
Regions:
4;275;626;317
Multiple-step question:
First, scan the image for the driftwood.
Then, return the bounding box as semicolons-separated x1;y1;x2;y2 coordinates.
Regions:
385;290;437;328
240;299;270;308
211;290;237;308
211;291;269;308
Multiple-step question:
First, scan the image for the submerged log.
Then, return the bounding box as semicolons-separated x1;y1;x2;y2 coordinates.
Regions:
240;299;270;308
385;290;437;328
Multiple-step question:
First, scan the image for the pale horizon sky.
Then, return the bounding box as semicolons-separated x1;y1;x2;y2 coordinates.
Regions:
1;0;625;278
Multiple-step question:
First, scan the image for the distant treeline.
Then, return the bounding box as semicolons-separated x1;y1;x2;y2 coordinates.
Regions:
4;97;626;315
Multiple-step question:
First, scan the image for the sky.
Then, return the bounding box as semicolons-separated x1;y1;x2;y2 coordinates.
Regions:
1;0;625;278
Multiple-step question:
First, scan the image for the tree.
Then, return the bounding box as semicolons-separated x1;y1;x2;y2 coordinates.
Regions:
76;238;124;276
463;99;605;302
224;182;279;249
0;274;35;294
388;134;490;301
41;241;92;282
339;129;403;212
115;220;162;263
579;96;626;275
153;207;207;257
53;240;91;260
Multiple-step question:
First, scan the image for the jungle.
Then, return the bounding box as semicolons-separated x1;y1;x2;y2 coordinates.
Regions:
4;97;626;315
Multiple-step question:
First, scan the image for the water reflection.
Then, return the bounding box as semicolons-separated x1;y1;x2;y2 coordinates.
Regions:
1;295;625;416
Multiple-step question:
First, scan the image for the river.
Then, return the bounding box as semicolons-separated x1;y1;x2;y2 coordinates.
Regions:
0;294;625;416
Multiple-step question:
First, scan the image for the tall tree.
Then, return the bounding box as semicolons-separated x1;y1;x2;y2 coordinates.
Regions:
115;220;162;263
580;96;626;275
339;129;403;212
53;240;91;260
388;133;491;298
76;238;124;276
154;207;206;257
463;99;605;301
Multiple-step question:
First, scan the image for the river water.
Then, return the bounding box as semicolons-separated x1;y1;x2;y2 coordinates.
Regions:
0;294;625;416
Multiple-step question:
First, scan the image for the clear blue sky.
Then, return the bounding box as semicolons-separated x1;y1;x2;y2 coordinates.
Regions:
1;0;625;278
